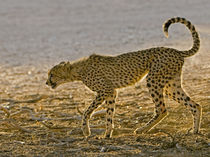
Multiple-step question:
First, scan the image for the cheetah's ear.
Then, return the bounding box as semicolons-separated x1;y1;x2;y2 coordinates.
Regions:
65;61;72;70
59;61;66;65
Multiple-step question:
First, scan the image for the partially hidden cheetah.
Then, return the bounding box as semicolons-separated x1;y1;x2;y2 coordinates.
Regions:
46;17;202;138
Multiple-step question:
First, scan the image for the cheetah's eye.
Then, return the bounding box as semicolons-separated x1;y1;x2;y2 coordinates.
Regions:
51;73;63;79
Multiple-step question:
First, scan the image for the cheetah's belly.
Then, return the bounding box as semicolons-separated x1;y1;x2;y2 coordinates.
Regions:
108;69;149;89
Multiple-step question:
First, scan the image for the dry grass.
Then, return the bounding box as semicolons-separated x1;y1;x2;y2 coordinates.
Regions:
0;64;209;157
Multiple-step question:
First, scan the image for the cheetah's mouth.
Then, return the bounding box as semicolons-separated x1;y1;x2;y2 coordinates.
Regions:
51;83;57;89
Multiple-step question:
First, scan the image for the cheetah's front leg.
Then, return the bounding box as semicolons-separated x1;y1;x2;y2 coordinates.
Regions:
104;90;117;138
82;93;105;137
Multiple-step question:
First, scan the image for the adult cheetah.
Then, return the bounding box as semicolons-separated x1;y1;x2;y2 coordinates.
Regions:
46;17;202;138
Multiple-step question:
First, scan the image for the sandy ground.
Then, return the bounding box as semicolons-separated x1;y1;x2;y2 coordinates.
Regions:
0;0;210;156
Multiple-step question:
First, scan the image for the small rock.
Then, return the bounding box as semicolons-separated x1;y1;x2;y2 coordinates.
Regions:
100;147;106;152
176;143;183;150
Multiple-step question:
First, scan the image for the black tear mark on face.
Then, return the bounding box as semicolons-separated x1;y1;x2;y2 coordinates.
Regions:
51;82;57;89
49;74;57;89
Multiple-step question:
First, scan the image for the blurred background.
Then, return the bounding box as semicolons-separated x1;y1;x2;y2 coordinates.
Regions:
0;0;209;67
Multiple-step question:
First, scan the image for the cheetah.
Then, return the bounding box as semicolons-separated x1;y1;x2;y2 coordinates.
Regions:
46;17;202;138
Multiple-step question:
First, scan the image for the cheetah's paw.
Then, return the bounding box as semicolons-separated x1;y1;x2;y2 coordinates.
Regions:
82;125;91;137
134;127;148;135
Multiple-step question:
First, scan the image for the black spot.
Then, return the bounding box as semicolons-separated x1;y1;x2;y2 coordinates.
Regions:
107;108;114;113
110;108;114;112
155;91;159;95
147;83;151;87
151;94;155;97
162;109;167;113
108;101;113;104
107;118;112;123
186;21;191;28
92;104;96;108
159;94;163;98
177;17;181;21
186;96;190;101
177;91;180;95
164;21;171;30
96;102;102;105
184;103;188;106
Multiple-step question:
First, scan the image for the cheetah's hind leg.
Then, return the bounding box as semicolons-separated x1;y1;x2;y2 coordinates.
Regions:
164;73;202;134
134;111;168;134
135;73;168;134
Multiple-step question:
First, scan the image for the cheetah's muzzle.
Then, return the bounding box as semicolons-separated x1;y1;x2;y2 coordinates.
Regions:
46;81;57;89
50;83;57;89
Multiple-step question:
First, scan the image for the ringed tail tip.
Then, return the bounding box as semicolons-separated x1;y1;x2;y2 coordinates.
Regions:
164;31;169;38
163;24;169;38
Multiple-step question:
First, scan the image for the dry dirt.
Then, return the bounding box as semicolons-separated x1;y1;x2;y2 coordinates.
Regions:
0;63;209;157
0;0;210;157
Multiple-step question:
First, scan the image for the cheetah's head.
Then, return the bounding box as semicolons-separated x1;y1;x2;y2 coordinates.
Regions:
46;61;73;89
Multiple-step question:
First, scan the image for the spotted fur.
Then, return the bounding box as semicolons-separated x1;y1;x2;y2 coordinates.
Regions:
46;17;202;138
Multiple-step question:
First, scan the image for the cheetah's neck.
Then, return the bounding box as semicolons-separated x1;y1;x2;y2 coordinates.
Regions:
69;58;88;81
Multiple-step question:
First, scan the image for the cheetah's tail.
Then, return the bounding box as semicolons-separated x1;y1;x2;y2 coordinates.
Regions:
163;17;200;57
